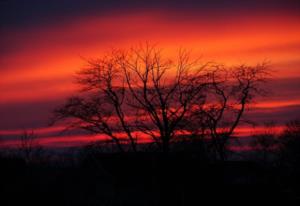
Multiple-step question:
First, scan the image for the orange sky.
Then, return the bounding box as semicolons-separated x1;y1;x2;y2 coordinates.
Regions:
1;12;300;104
0;2;300;148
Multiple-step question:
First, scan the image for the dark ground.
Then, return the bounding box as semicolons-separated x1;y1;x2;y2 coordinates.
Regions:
1;151;300;206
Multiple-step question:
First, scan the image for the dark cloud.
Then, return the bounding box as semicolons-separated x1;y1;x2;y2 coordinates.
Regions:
0;99;60;130
1;0;299;30
262;77;300;100
245;105;300;125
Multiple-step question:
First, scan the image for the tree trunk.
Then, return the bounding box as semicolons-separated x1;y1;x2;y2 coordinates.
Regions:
162;137;170;153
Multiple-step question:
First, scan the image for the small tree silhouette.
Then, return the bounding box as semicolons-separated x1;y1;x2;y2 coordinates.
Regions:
18;130;43;163
251;122;278;163
278;120;300;169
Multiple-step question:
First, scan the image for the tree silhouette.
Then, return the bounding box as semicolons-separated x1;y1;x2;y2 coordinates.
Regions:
250;121;278;163
119;45;211;152
53;45;210;153
18;130;43;163
53;49;138;152
186;63;271;160
53;44;271;155
278;120;300;169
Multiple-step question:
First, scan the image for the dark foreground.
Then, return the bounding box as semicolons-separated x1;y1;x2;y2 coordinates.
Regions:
1;152;300;206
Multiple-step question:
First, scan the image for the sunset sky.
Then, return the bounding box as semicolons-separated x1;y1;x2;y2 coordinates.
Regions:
1;0;300;148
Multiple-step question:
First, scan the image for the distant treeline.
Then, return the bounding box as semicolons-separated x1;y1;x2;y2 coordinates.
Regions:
1;120;300;205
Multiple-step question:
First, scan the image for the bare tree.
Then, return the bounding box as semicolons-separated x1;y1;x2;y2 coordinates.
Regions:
250;121;278;163
277;120;300;168
119;45;210;152
53;45;210;153
190;63;271;160
18;130;43;162
53;51;136;153
53;44;271;155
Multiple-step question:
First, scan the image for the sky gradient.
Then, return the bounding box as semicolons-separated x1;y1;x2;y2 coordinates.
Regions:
1;0;300;148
